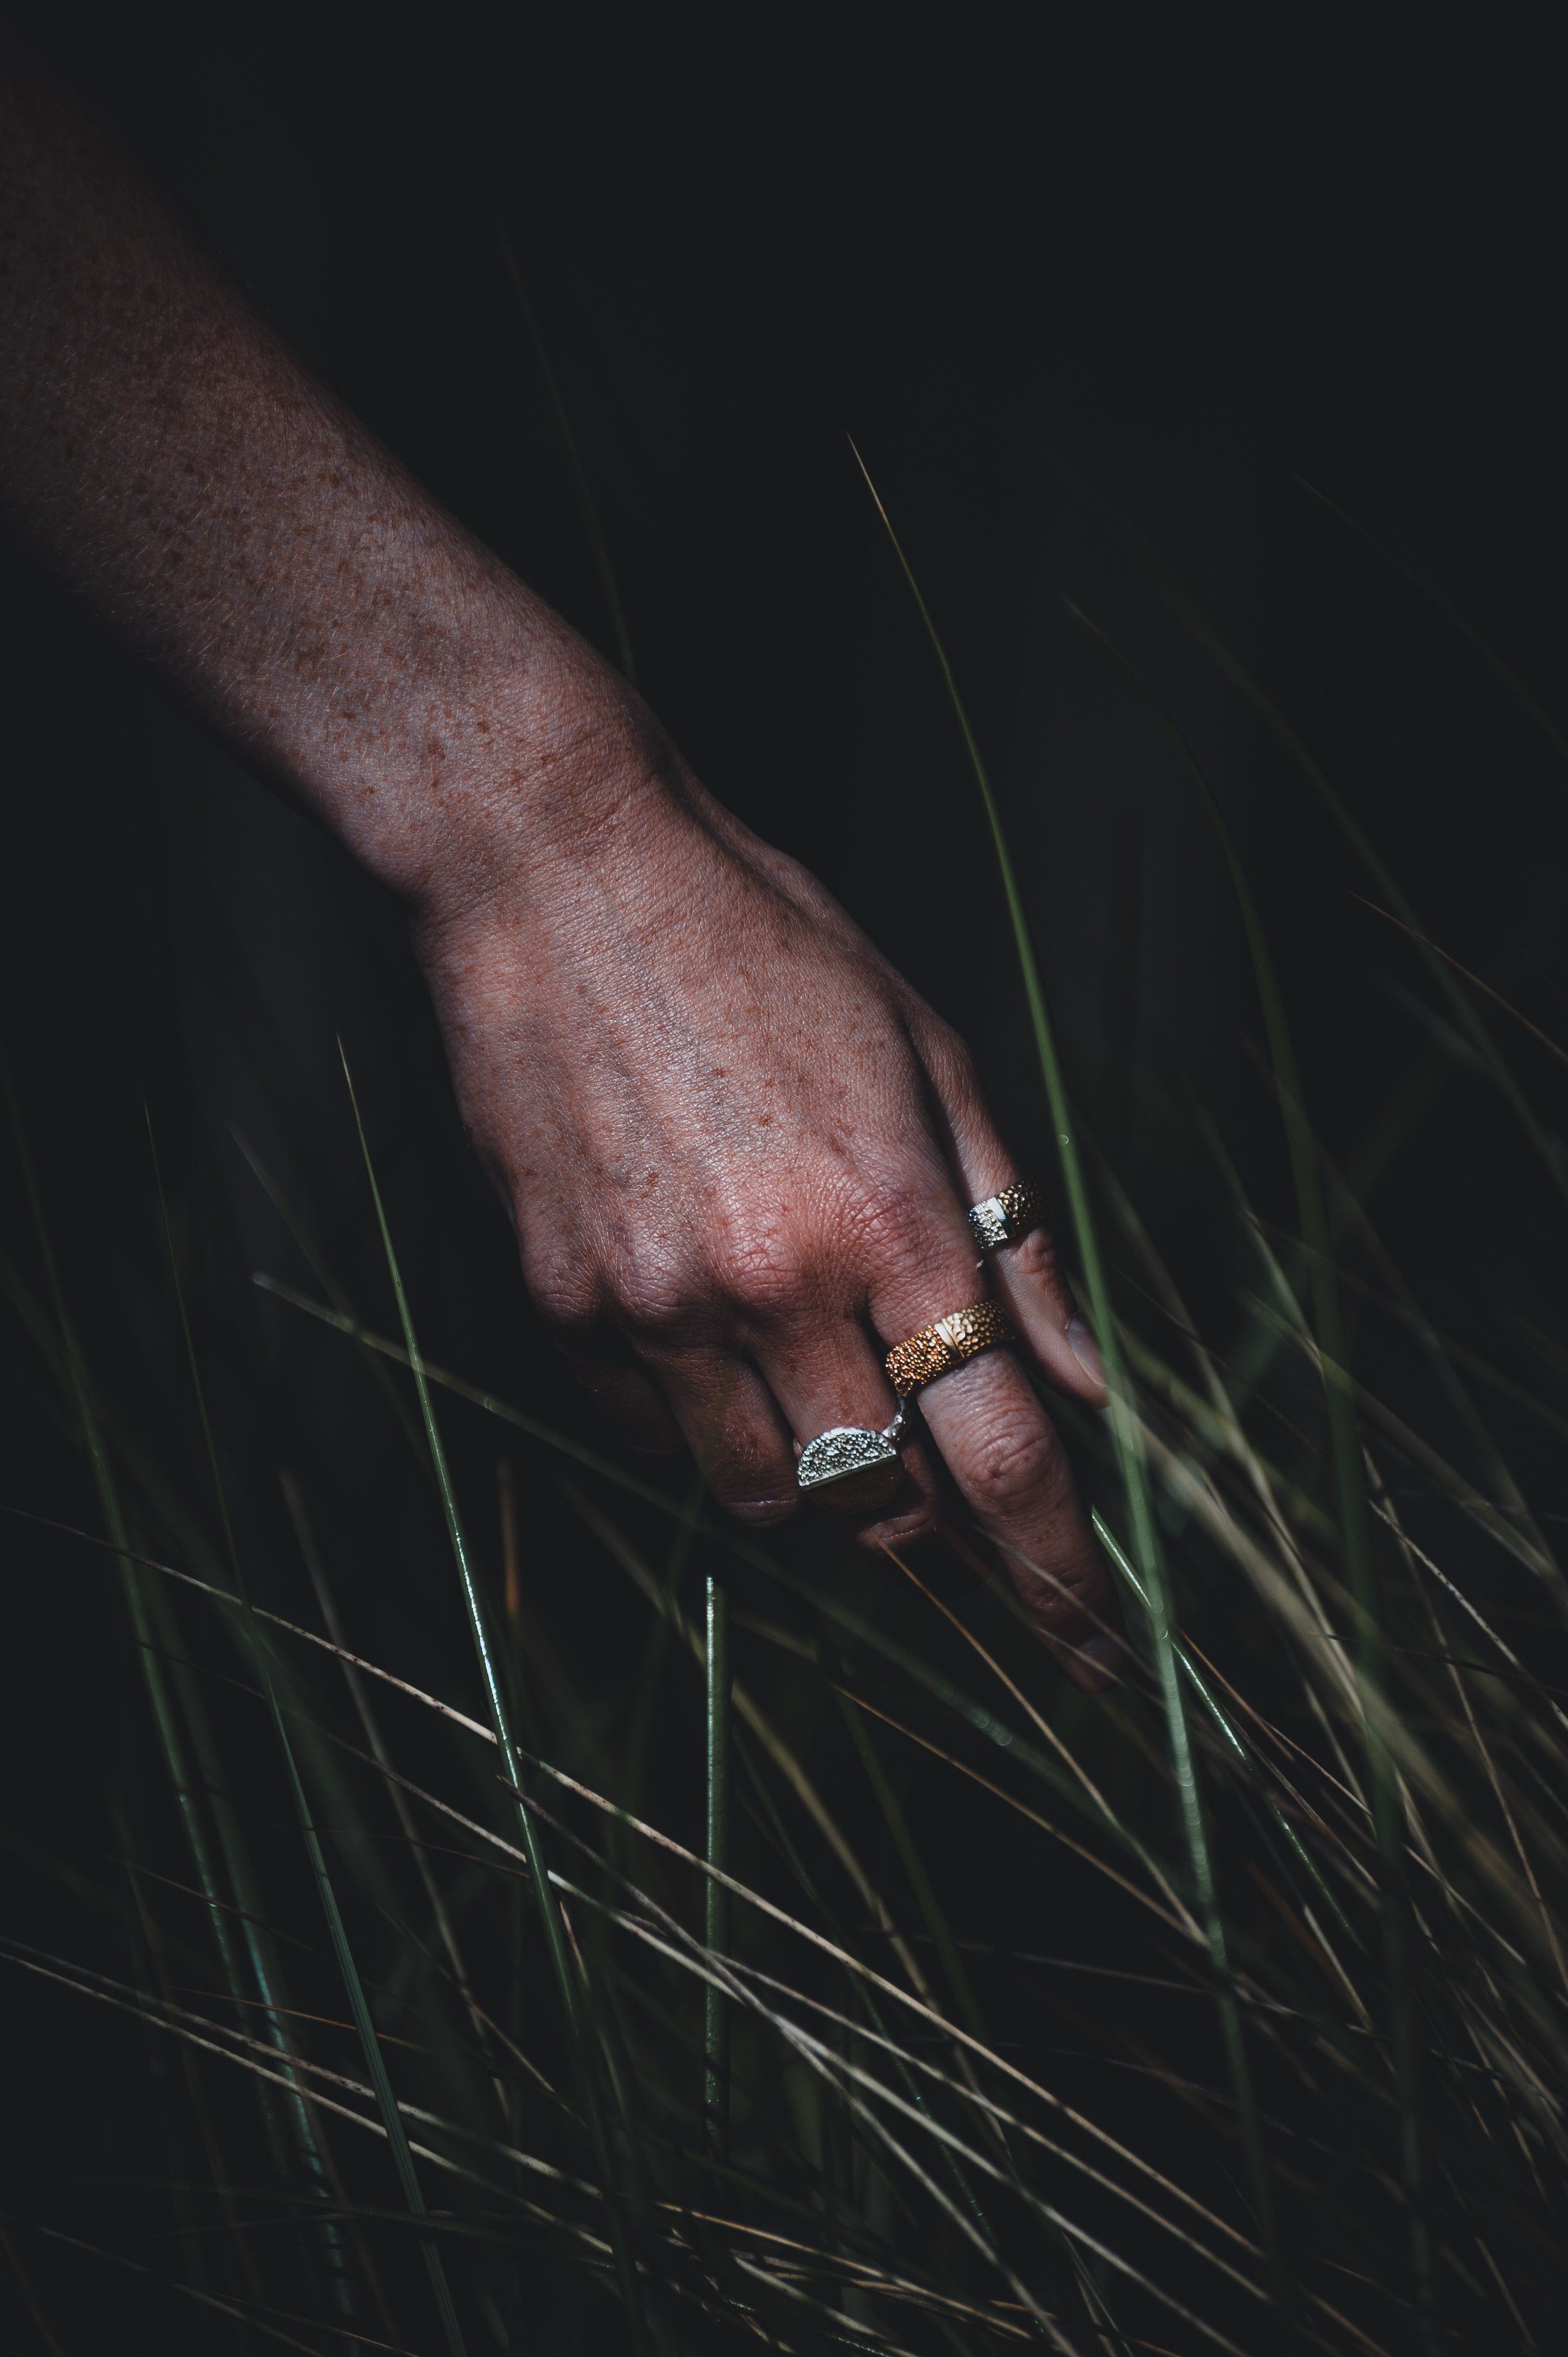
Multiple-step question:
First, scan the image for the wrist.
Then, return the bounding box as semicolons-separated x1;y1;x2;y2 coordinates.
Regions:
297;586;672;925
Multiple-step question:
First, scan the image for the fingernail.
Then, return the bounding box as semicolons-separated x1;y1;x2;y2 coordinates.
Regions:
729;1496;799;1527
1066;1318;1105;1391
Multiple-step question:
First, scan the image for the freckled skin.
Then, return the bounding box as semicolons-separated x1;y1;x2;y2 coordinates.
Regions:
1;56;1122;1686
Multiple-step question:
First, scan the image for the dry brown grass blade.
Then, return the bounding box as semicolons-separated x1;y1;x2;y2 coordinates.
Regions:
1364;1499;1568;1744
831;1682;1193;1936
603;1881;1258;2354
9;2217;424;2357
658;2207;1038;2339
1242;1293;1561;1593
6;1506;497;1742
1353;896;1568;1072
1126;1409;1567;1980
719;1948;1271;2276
1100;1160;1340;1576
245;1658;1210;2243
280;1468;512;2121
879;1543;1200;1941
0;1939;595;2233
524;1772;1276;2283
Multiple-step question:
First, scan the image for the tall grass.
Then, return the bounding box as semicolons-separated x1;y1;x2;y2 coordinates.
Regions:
4;473;1567;2354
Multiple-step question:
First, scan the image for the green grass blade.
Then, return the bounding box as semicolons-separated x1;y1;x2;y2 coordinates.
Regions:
850;449;1286;2297
2;2215;383;2357
826;1676;1112;2319
561;1482;1020;2261
250;1273;1339;1910
281;1471;507;2106
1142;543;1568;1216
1033;442;1567;1211
1066;614;1429;2324
1296;476;1568;769
147;1111;467;2357
703;1567;731;2169
1;1055;239;1994
1089;1510;1361;1949
1;1060;365;2315
833;1687;986;2045
338;1047;653;2355
231;1126;432;1474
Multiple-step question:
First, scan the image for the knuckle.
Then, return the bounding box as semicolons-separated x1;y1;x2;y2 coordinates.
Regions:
706;1419;797;1520
1010;1225;1063;1288
610;1246;705;1339
524;1247;602;1337
938;1026;983;1099
967;1407;1064;1510
709;1213;807;1320
918;1016;989;1116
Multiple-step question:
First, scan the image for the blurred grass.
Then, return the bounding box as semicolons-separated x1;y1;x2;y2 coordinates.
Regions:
4;457;1568;2356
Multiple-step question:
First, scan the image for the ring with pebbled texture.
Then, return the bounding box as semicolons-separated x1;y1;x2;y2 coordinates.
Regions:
884;1300;1016;1398
967;1180;1044;1255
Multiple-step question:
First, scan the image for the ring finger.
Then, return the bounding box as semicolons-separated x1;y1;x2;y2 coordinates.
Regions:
866;1248;1122;1687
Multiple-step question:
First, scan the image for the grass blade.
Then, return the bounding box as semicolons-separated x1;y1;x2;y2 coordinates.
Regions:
146;1110;468;2357
703;1567;730;2169
849;449;1286;2297
338;1046;653;2355
1063;613;1431;2324
499;234;637;686
1;1063;362;2319
1296;476;1568;770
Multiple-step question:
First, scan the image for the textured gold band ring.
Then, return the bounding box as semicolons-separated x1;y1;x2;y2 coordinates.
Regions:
968;1180;1044;1255
884;1300;1016;1398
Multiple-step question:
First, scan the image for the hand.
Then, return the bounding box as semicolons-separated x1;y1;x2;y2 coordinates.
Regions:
0;70;1118;1685
414;706;1122;1689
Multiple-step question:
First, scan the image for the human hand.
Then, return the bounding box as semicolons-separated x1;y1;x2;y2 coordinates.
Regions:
0;71;1118;1684
413;698;1122;1689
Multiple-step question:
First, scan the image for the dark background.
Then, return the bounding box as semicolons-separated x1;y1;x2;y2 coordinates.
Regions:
8;3;1568;1231
6;2;1565;1221
4;4;1568;2344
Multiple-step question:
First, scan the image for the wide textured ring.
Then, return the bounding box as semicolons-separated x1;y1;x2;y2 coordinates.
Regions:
968;1180;1044;1256
797;1402;907;1515
885;1300;1016;1398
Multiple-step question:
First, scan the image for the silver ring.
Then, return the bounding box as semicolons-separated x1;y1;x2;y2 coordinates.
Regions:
968;1180;1044;1255
797;1402;906;1514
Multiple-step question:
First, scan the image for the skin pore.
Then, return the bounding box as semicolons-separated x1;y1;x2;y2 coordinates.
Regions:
0;56;1122;1685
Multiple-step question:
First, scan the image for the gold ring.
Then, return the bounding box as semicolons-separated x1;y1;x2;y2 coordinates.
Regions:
885;1300;1015;1398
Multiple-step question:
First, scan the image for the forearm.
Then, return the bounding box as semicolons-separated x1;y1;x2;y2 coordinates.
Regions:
0;58;648;912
